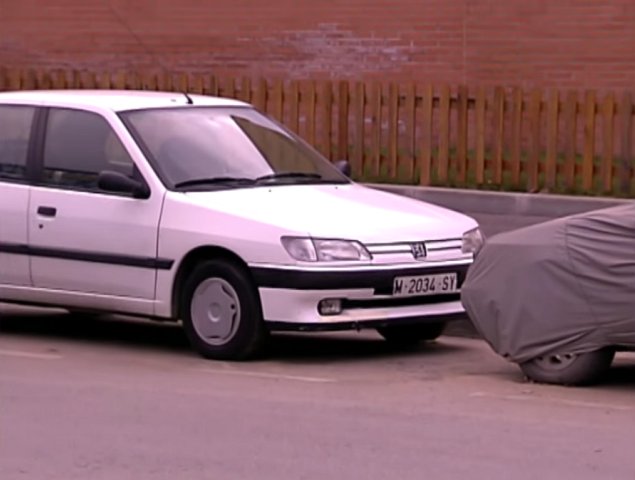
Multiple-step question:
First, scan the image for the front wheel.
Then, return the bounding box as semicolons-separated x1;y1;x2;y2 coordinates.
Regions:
377;322;447;346
519;348;615;386
180;259;267;361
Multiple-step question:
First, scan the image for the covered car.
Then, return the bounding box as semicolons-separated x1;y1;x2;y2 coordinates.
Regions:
460;203;635;385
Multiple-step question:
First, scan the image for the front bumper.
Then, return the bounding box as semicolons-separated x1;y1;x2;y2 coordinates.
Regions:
250;262;471;331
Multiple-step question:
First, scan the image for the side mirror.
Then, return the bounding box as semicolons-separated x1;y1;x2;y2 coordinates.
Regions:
98;170;150;199
334;159;351;177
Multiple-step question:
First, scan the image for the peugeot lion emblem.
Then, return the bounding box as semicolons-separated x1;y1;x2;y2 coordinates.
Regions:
410;242;427;260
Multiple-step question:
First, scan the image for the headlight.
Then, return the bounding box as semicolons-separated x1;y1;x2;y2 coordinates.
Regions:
281;237;372;262
462;227;484;255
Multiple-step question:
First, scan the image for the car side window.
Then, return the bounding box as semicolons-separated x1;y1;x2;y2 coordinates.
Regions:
0;105;36;181
42;108;136;191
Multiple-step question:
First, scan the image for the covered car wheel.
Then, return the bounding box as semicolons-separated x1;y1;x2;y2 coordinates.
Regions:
377;322;447;346
181;259;267;361
519;348;615;386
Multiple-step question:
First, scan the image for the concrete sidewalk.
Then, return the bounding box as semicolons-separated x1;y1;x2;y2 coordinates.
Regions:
368;183;630;236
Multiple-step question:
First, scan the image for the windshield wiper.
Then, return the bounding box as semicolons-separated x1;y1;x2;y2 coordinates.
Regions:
255;172;323;183
174;177;255;189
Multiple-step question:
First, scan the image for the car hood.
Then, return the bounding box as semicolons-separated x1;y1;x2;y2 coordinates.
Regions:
181;183;477;243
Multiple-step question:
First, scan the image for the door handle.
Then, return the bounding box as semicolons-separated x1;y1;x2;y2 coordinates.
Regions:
37;206;57;217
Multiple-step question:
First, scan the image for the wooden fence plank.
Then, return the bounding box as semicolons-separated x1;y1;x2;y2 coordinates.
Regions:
254;78;267;113
370;81;382;177
52;70;67;89
456;85;469;183
22;69;37;90
510;87;523;186
527;88;542;191
175;73;188;94
305;80;317;146
272;78;284;122
418;84;433;185
322;80;333;160
189;74;204;94
39;71;53;90
475;86;486;184
86;71;98;89
545;89;559;189
288;80;300;134
619;92;633;194
493;86;505;184
112;71;126;89
206;75;219;96
9;69;23;90
128;71;142;90
387;82;399;178
601;92;615;193
239;77;251;103
438;84;451;183
563;91;578;189
404;82;416;180
98;71;111;89
582;90;596;191
145;72;159;92
337;80;349;161
224;77;236;98
353;81;365;177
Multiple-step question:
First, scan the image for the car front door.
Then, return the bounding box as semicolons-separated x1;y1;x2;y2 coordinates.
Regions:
0;104;37;290
28;106;166;305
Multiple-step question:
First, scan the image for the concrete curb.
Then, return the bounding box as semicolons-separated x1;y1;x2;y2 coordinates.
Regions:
365;183;631;218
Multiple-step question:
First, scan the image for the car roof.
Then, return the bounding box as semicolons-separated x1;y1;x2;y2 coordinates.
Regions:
0;89;250;112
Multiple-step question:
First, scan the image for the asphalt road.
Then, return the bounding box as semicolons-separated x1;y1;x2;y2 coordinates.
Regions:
1;306;634;480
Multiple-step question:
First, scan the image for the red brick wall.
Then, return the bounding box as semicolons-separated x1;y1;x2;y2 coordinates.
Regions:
2;0;634;90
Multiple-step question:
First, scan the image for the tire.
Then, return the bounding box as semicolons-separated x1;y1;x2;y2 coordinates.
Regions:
377;322;447;346
519;348;616;386
180;259;267;361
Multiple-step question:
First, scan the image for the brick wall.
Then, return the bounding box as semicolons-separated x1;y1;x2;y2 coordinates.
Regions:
1;0;634;91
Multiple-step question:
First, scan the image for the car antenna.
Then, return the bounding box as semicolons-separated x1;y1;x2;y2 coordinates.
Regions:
105;0;194;103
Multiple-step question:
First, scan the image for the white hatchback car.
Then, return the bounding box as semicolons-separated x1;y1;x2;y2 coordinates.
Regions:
0;89;483;360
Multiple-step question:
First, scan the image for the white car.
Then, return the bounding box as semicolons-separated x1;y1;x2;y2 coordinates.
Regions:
0;89;483;360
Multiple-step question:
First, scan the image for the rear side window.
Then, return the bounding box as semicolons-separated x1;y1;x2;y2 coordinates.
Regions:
42;108;135;190
0;105;36;181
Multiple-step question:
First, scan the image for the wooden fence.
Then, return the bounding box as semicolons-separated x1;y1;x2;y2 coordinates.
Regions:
2;68;635;197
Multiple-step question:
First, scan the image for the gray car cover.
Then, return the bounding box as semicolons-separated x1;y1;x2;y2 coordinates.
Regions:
460;202;635;364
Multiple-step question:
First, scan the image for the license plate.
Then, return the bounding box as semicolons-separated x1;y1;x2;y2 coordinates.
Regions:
392;272;458;297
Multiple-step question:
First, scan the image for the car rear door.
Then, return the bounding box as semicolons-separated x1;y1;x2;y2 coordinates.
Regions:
0;104;37;289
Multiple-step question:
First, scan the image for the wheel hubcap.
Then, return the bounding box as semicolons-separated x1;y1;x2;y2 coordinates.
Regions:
190;278;241;346
533;353;578;370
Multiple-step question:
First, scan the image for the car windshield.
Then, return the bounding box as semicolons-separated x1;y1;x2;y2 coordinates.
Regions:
119;106;350;190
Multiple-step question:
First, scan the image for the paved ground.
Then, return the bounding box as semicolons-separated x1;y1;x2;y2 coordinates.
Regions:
1;306;634;480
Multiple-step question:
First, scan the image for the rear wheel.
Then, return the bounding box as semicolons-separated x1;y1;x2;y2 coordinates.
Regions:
180;259;267;360
519;348;615;386
377;322;447;346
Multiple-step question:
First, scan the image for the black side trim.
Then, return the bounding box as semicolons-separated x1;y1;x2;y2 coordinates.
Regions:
267;312;467;332
0;243;29;255
0;243;173;270
251;264;470;291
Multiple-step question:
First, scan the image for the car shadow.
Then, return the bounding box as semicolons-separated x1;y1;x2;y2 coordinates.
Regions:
496;358;635;391
600;360;635;390
265;331;468;364
0;308;192;353
0;306;469;363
